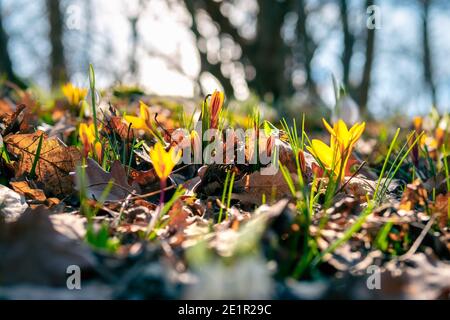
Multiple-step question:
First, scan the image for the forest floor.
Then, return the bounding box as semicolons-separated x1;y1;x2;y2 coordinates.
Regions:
0;77;449;299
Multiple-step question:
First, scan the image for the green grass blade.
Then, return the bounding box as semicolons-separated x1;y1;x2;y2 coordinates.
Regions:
30;133;44;179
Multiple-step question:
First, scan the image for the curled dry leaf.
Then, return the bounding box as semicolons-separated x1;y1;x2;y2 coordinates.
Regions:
0;185;28;222
50;213;87;240
104;115;134;141
233;170;295;205
399;180;428;212
128;167;158;187
10;180;46;202
432;193;449;229
167;199;192;246
4;130;81;197
76;158;141;201
343;176;376;199
0;102;26;135
0;206;96;286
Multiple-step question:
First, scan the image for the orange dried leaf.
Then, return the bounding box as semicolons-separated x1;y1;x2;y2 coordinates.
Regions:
5;131;81;197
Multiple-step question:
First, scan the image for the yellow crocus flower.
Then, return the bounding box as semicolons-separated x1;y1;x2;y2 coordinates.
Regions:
79;123;102;160
124;101;152;132
62;83;87;106
149;141;181;182
209;90;224;129
307;118;365;181
322;118;365;155
79;123;96;146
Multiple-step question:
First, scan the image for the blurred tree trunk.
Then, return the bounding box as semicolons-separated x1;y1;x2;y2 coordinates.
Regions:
358;0;376;116
184;0;234;96
421;0;437;107
340;0;354;87
0;3;26;88
129;15;139;79
184;0;293;101
296;0;320;102
46;0;67;88
249;0;293;100
83;0;93;68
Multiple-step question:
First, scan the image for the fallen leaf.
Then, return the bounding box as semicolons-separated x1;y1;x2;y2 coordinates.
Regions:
0;103;25;135
0;185;28;222
128;167;158;187
4;131;81;197
432;193;449;229
104;116;134;141
167;199;192;246
343;176;377;199
50;213;87;240
10;180;46;202
233;170;295;205
399;180;428;212
76;158;141;201
0;206;96;286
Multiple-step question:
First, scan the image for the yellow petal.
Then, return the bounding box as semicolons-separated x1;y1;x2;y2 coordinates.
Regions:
124;115;147;131
413;116;422;132
139;101;151;122
322;118;335;137
349;122;365;143
94;141;102;160
335;120;350;144
79;123;89;145
149;143;167;179
309;139;334;169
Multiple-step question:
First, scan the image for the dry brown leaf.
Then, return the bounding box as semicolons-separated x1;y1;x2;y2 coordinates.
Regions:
433;193;449;229
105;115;134;141
343;176;376;199
399;180;428;212
168;199;190;231
4;130;81;197
128;167;158;187
233;170;295;205
76;158;141;201
0;102;25;135
167;199;192;246
0;185;28;222
10;180;46;202
0;206;96;286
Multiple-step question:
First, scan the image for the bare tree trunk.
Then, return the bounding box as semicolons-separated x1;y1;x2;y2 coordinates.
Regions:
46;0;67;88
83;0;93;68
358;0;376;116
250;0;293;100
184;0;293;101
129;15;139;79
421;0;437;107
296;0;322;104
0;2;26;88
340;0;354;87
184;0;233;96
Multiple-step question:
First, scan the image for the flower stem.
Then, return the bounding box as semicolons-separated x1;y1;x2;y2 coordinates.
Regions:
159;179;166;207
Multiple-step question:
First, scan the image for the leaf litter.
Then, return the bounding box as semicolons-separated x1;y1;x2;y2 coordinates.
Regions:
0;81;449;300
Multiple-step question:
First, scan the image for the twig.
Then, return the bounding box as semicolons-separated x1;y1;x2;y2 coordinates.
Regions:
398;215;436;261
335;161;367;195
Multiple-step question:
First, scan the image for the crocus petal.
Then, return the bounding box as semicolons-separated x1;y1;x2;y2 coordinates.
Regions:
94;141;103;161
308;139;334;169
322;118;335;137
79;123;89;145
124;115;147;131
209;90;224;129
335;120;351;148
349;122;365;143
139;101;151;122
149;142;180;181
